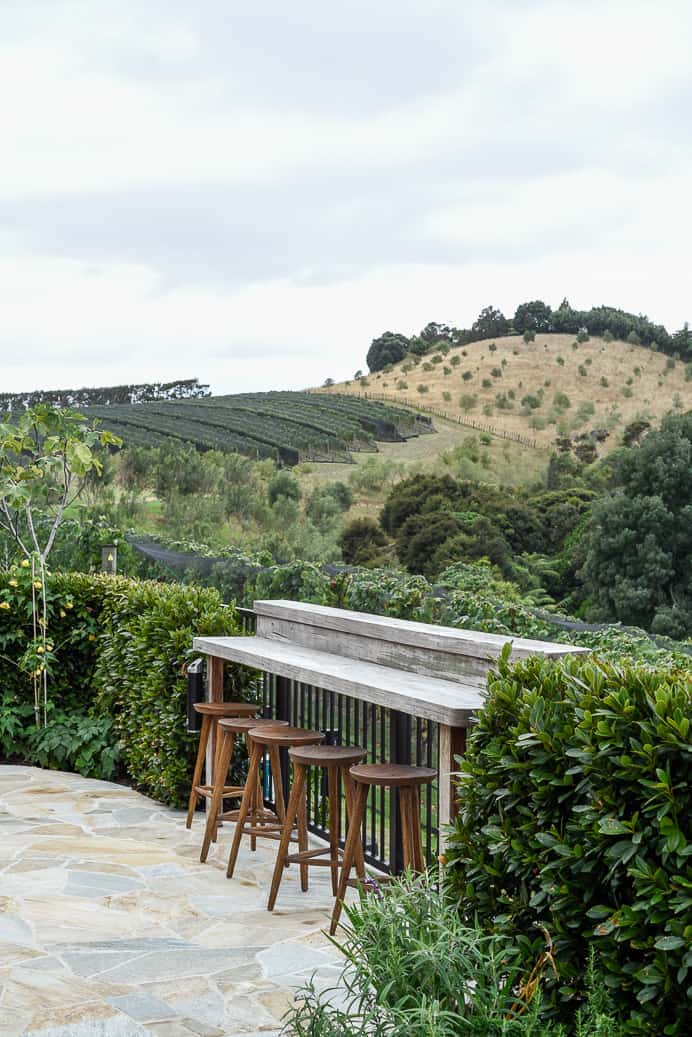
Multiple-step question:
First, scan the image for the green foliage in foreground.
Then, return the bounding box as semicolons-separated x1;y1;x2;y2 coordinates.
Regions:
0;571;254;803
446;651;692;1035
283;873;626;1036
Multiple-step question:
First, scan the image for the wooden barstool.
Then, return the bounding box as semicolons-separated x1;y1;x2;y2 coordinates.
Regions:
267;744;366;911
199;716;288;863
330;762;437;934
185;702;259;829
226;726;325;880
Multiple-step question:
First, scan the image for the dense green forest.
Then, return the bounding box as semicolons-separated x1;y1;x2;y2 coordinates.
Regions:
367;299;692;371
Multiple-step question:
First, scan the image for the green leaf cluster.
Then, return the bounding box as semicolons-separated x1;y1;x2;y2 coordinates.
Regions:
445;654;692;1034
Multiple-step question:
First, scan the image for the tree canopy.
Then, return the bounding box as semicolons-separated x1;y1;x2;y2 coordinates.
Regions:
580;414;692;637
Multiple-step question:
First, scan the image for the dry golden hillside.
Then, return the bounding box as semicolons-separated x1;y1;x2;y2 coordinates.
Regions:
319;334;692;455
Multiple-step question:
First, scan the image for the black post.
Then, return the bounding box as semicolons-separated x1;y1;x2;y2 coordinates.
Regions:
186;659;204;733
389;710;411;873
275;676;292;805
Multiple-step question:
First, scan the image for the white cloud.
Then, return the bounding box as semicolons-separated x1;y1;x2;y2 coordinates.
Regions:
0;0;691;395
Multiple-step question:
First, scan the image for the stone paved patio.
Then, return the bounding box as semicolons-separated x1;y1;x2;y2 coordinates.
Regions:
0;766;346;1037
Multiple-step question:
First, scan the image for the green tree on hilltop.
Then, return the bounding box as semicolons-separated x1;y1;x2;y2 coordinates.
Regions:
580;413;692;637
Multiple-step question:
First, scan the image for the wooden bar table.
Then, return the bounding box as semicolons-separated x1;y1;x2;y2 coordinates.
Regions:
194;601;587;861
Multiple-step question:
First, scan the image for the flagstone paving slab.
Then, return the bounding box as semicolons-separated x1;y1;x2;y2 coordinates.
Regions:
0;766;347;1036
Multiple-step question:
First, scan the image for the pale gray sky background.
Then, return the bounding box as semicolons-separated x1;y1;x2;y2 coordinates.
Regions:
1;0;691;394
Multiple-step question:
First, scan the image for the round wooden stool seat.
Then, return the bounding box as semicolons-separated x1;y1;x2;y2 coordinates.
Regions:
267;743;366;911
288;744;366;768
349;763;437;788
193;702;258;717
247;725;325;748
218;716;288;734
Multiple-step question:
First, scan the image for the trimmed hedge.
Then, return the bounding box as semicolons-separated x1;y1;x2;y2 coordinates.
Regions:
446;651;692;1035
0;569;253;805
94;578;245;804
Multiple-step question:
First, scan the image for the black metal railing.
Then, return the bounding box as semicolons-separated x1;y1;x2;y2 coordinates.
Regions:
261;672;439;873
221;605;439;872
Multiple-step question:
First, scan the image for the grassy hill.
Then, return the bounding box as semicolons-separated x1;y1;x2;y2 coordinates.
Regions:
319;334;692;456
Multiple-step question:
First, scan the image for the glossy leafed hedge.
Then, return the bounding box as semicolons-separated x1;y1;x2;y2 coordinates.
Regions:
93;578;246;805
0;571;250;805
446;651;692;1034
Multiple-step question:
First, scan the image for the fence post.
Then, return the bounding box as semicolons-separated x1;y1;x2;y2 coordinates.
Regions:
389;710;412;872
275;676;292;804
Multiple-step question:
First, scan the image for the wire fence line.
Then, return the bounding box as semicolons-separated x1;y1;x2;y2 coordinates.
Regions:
351;391;541;449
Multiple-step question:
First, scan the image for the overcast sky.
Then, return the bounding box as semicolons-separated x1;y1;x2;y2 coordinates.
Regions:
2;0;691;395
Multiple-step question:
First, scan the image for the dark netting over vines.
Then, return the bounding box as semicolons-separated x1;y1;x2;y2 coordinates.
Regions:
127;536;691;656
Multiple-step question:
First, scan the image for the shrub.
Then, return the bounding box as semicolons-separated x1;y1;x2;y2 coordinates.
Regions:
622;386;633;398
450;355;461;367
495;392;513;410
482;378;493;389
523;329;536;343
602;330;614;342
423;362;433;372
600;376;609;388
431;354;443;365
0;572;246;803
447;652;692;1034
627;331;641;345
339;518;389;567
443;366;452;376
578;364;588;377
396;379;408;390
285;873;627;1037
459;393;478;411
462;370;474;381
557;356;565;366
482;403;494;416
577;329;590;343
443;390;452;402
417;384;429;394
491;367;502;378
268;470;301;505
489;342;497;352
553;392;571;412
521;393;542;411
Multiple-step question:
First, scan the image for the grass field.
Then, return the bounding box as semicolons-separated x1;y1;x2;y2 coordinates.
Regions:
318;334;692;455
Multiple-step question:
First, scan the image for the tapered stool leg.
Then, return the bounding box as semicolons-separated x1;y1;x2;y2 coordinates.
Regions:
267;763;306;911
186;715;212;828
200;729;234;863
327;765;340;895
330;781;368;935
227;742;262;878
342;770;366;882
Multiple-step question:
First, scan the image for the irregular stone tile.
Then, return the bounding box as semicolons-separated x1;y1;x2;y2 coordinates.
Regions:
0;912;36;945
144;1023;208;1037
25;1005;149;1036
107;993;178;1022
0;943;44;969
256;942;338;980
26;836;175;865
64;871;144;898
30;823;86;836
0;867;68;898
0;1004;33;1037
175;1018;224;1037
101;946;253;984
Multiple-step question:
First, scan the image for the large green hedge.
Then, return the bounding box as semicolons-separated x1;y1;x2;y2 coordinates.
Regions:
0;568;253;805
446;651;692;1035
